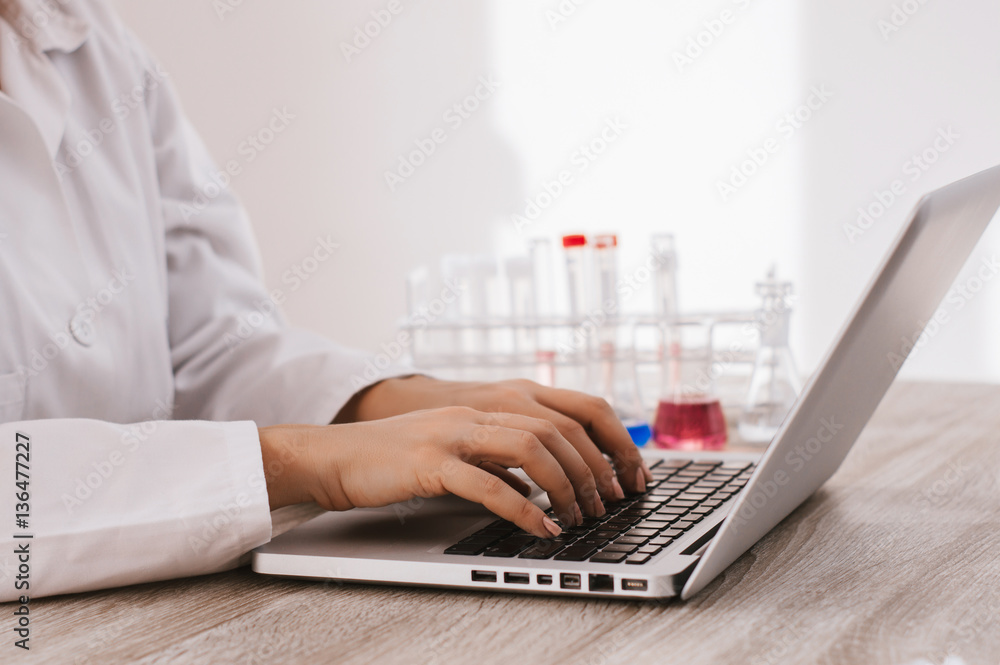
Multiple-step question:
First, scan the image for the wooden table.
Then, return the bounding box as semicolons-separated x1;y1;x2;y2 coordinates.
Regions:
15;382;1000;665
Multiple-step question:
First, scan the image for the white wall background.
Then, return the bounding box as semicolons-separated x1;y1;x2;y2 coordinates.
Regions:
110;0;1000;383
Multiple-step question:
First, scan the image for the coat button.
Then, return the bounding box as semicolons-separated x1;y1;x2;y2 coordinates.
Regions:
69;314;96;347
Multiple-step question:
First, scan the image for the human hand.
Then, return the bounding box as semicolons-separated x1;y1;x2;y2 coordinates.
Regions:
260;403;639;539
336;376;652;507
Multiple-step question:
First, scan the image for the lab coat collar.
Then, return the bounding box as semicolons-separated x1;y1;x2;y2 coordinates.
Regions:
0;0;91;158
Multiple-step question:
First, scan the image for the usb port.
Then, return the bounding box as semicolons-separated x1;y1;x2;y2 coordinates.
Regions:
504;572;530;585
589;574;614;592
560;573;581;589
622;579;648;591
471;571;496;583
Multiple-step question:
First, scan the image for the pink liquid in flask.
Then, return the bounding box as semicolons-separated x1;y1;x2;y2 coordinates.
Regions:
652;395;728;451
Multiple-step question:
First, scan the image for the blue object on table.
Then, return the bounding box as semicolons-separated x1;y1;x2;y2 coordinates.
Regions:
625;421;652;447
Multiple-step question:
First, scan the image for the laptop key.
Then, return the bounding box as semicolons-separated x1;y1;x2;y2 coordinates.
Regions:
637;546;660;555
444;543;488;555
602;543;638;554
614;536;647;545
518;539;570;559
625;554;652;565
590;551;628;564
673;520;696;531
483;535;537;557
458;535;502;546
553;545;599;561
578;538;609;548
592;530;621;540
626;528;659;539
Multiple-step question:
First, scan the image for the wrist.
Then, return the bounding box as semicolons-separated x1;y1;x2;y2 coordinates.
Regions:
258;425;316;510
340;374;442;422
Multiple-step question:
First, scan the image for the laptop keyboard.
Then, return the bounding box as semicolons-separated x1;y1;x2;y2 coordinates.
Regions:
444;458;755;565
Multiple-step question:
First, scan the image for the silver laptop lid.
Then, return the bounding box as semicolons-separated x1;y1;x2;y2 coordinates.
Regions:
682;164;1000;599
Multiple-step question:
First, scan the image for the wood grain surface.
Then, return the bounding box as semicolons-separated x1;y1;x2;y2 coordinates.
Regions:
9;382;1000;665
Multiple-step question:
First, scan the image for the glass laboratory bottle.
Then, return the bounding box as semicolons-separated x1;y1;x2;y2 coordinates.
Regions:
651;321;727;451
558;234;590;391
562;234;589;318
651;233;679;321
738;268;802;445
590;235;651;445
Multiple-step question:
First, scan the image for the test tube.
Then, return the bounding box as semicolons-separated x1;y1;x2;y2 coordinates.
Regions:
592;233;619;392
562;234;589;318
593;234;619;318
651;233;679;321
560;235;590;391
505;255;535;354
529;237;554;318
529;238;556;387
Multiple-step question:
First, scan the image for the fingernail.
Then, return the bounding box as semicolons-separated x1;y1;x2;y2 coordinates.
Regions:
641;461;653;482
611;476;625;501
635;468;647;493
590;492;606;517
543;516;562;538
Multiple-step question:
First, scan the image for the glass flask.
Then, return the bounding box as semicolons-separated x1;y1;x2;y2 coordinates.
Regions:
738;267;802;445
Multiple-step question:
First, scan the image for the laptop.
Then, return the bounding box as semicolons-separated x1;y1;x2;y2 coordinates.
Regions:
253;164;1000;599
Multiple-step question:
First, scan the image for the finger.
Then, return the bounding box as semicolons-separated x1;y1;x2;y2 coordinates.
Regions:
478;462;531;497
463;424;581;527
533;387;651;494
484;397;625;503
481;411;605;517
442;463;562;540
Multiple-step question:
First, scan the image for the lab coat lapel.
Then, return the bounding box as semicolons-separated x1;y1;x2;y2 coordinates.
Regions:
0;0;89;158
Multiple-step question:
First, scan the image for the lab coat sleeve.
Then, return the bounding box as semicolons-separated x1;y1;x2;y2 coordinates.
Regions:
0;418;271;602
127;30;412;427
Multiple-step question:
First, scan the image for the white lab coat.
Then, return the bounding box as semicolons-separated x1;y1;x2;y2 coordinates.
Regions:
0;0;406;601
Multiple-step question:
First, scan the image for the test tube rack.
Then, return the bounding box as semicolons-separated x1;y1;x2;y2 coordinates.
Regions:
397;309;764;431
